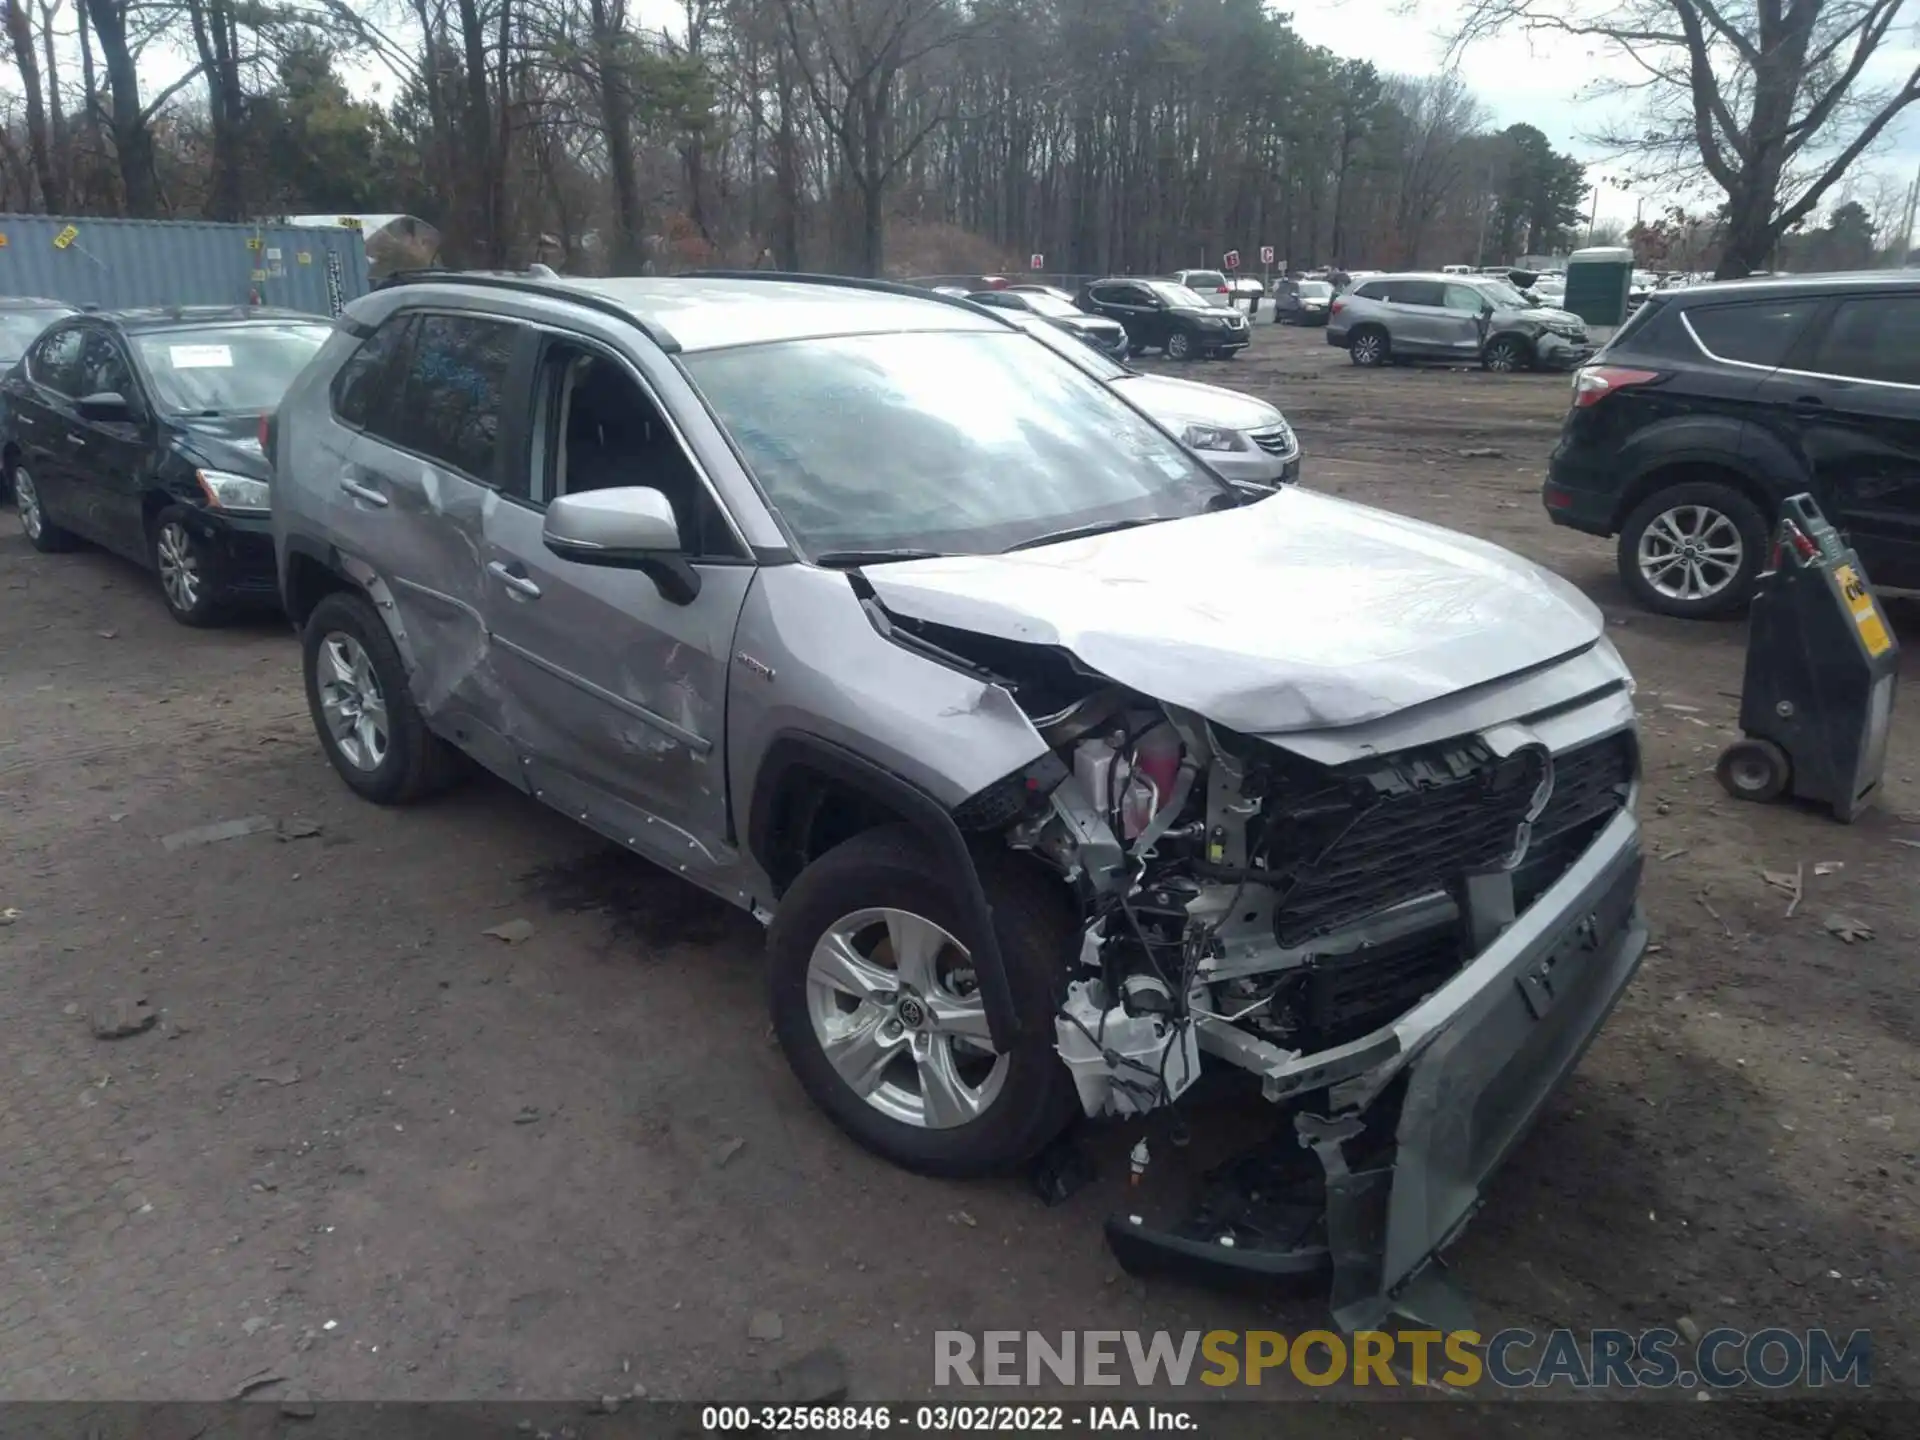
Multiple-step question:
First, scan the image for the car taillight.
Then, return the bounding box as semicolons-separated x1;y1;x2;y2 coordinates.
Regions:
1330;298;1346;316
1571;365;1660;408
258;413;271;451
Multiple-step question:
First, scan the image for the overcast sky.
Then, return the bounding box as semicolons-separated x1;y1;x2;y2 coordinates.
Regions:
24;0;1920;234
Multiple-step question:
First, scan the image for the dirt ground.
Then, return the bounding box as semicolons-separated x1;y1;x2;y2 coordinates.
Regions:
1;319;1916;1432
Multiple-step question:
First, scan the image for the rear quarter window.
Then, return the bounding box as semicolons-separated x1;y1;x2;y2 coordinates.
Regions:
1682;299;1817;368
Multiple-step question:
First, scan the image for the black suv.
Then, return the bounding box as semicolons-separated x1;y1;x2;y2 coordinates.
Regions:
1077;278;1249;361
1544;273;1920;618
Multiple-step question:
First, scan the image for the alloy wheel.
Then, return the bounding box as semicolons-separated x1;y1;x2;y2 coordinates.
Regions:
805;906;1006;1129
14;469;42;541
1352;333;1383;365
316;630;391;772
156;521;202;614
1167;333;1191;360
1636;504;1744;603
1485;340;1521;372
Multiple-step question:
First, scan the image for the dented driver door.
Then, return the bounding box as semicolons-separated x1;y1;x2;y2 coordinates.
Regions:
480;496;752;873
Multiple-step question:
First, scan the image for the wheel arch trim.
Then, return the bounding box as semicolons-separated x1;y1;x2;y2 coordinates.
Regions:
748;729;1021;1050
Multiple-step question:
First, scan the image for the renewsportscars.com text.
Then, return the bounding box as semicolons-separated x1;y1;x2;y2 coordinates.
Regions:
934;1328;1872;1390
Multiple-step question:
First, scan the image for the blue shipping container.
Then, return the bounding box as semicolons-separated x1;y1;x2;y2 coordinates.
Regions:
0;213;369;316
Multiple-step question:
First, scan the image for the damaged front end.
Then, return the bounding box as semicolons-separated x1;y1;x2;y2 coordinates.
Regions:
928;608;1647;1329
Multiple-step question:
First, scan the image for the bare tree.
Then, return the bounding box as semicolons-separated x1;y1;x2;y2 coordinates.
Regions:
1451;0;1920;278
777;0;973;274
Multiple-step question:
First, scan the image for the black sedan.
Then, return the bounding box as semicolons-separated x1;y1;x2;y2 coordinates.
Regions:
0;295;78;497
966;288;1129;358
3;306;329;624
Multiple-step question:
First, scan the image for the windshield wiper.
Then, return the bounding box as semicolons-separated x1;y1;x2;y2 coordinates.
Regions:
813;547;948;568
1007;516;1166;552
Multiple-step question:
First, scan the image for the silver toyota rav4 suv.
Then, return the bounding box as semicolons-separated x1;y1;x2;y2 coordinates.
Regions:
270;271;1646;1325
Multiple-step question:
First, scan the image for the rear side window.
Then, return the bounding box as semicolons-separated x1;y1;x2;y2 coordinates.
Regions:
1351;281;1387;301
388;314;519;482
1684;300;1815;368
332;316;414;431
1805;296;1920;386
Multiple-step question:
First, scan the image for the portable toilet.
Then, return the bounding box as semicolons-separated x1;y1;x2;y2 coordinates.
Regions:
1564;246;1634;327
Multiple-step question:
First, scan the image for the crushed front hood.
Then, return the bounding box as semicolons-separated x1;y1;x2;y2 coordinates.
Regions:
862;488;1604;734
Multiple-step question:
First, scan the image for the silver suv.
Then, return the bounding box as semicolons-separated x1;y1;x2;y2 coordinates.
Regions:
270;271;1645;1323
1328;271;1593;372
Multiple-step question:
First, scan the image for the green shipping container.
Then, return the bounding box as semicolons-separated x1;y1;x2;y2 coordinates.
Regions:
1564;246;1633;328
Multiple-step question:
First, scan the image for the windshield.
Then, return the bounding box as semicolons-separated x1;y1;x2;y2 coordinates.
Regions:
1297;282;1333;298
133;322;330;413
1144;281;1209;309
0;307;73;361
683;331;1228;559
1021;292;1082;319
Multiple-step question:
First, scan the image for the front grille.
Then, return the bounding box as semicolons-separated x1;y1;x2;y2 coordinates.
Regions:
1532;732;1635;842
1250;425;1295;455
1299;930;1465;1050
1266;739;1547;947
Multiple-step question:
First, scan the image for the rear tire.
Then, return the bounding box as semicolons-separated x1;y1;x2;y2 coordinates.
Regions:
13;464;75;553
768;826;1081;1177
1349;327;1388;367
1617;480;1766;619
301;590;466;804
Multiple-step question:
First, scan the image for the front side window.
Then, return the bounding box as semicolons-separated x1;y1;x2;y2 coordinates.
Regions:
1806;296;1920;386
387;314;519;481
682;330;1231;559
132;322;330;414
29;326;87;394
77;331;135;400
1685;300;1815;369
1443;284;1486;313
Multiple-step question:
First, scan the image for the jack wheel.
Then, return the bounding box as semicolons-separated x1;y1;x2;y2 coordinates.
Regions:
1716;738;1790;804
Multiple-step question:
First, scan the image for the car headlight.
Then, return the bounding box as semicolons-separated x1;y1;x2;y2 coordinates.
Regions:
1182;424;1243;452
196;468;271;513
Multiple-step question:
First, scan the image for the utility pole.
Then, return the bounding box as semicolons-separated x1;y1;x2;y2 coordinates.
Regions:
1900;162;1920;267
1585;177;1603;247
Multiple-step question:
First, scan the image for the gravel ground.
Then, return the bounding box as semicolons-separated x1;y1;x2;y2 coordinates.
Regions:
0;319;1914;1433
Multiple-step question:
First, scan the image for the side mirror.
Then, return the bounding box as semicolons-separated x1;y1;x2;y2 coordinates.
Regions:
78;390;132;423
1480;302;1496;319
542;486;701;605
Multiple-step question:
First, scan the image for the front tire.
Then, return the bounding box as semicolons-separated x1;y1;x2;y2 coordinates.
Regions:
301;590;465;804
13;464;76;553
768;826;1080;1177
1166;331;1194;362
153;507;226;626
1618;480;1766;619
1349;327;1388;367
1482;335;1528;373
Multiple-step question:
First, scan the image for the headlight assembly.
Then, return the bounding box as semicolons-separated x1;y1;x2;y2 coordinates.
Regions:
196;469;271;513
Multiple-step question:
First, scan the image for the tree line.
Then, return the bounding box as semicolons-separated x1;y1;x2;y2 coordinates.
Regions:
0;0;1902;280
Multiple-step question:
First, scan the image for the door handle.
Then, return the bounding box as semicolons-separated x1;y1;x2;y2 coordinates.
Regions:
339;475;389;507
68;435;86;448
487;560;542;599
1791;395;1827;413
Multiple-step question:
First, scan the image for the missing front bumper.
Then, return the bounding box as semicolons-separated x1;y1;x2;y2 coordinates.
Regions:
1105;809;1648;1329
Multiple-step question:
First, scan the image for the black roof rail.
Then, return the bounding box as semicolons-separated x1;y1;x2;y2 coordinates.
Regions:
683;268;1001;319
371;268;679;352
